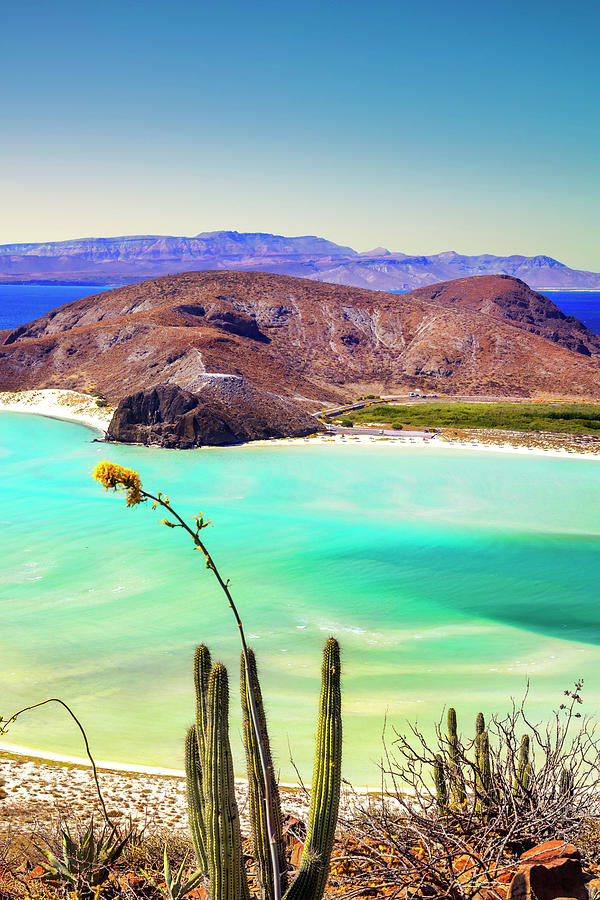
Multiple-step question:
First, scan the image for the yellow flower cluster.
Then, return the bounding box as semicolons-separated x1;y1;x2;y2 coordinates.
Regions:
92;460;144;507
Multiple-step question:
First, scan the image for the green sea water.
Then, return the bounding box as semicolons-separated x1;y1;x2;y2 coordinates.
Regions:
1;412;599;785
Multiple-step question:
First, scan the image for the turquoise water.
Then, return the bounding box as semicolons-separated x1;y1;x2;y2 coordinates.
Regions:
1;413;600;784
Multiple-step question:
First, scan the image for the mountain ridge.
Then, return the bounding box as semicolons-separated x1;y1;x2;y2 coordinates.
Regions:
1;231;599;291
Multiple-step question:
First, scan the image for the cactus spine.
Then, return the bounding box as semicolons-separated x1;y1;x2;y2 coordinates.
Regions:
186;639;341;900
434;754;448;814
447;708;465;806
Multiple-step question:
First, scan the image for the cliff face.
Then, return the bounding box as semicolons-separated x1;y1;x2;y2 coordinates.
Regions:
1;271;600;447
1;231;599;291
106;380;321;448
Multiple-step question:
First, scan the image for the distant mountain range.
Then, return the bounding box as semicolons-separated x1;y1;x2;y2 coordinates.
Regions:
1;231;599;291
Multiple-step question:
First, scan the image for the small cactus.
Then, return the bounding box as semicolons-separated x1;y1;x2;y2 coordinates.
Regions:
559;767;574;798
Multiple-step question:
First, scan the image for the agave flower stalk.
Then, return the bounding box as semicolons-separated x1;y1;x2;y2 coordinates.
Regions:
92;461;284;900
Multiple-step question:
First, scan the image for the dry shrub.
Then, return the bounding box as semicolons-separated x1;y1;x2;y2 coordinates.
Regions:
334;683;600;899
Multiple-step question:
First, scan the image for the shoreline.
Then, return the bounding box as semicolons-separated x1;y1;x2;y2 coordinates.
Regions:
0;742;370;793
0;389;114;436
1;389;599;460
0;744;368;834
0;741;185;778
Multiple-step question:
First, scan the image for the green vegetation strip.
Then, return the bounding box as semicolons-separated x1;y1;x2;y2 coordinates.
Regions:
329;402;600;435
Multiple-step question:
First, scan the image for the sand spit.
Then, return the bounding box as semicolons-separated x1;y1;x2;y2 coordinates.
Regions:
0;389;114;436
253;429;600;460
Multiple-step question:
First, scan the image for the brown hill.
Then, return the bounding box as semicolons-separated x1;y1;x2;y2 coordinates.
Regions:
1;271;600;444
407;275;600;356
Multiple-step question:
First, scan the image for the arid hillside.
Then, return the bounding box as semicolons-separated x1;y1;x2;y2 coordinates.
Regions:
1;271;600;410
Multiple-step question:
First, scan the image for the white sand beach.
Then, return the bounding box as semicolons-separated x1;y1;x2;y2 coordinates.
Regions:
0;389;115;436
0;746;333;835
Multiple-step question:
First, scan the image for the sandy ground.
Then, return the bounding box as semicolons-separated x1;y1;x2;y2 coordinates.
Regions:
0;389;114;436
0;748;315;836
255;429;600;459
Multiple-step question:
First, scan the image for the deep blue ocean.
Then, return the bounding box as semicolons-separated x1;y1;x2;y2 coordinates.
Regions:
0;284;114;330
0;283;599;334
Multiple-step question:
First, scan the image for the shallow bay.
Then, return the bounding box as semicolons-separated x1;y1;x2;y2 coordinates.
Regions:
1;412;599;784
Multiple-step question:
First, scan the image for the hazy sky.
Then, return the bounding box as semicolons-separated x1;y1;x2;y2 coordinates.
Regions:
2;0;599;269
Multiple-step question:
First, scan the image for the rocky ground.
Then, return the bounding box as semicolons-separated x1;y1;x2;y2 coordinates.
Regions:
3;751;600;899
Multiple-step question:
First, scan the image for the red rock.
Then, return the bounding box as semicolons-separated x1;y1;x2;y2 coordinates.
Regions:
289;840;304;868
507;841;587;900
520;840;580;865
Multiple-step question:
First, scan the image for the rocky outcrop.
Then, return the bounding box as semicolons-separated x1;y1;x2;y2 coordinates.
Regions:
106;381;321;448
507;840;588;900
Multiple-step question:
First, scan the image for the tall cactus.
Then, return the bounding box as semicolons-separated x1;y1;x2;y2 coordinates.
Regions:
434;754;448;814
447;708;465;806
187;638;342;900
283;637;342;900
513;734;531;797
240;649;287;900
204;663;250;900
474;713;491;805
185;726;207;873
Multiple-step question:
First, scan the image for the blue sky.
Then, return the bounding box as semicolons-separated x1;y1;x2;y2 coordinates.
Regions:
2;0;599;268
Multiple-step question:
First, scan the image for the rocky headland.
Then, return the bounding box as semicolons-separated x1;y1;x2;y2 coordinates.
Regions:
2;271;600;448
